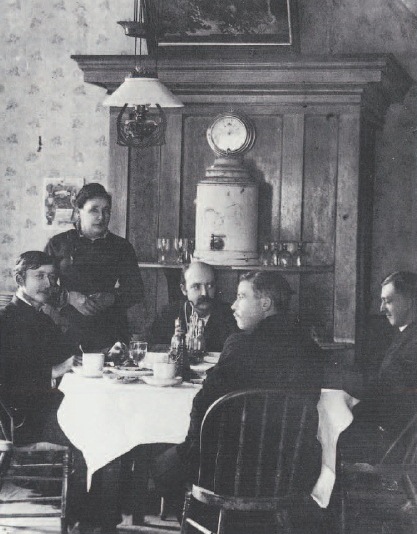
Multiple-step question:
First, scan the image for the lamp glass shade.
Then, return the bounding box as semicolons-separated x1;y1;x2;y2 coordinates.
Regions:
103;77;183;108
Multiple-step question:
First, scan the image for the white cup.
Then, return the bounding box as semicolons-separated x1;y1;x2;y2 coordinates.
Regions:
153;361;176;381
83;353;105;377
144;352;169;369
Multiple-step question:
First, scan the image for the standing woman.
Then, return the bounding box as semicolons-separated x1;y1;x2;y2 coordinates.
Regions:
45;182;144;351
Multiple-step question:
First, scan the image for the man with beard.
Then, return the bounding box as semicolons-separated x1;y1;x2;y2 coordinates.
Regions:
150;261;237;352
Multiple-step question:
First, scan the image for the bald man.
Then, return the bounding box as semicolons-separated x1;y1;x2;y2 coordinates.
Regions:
150;261;237;352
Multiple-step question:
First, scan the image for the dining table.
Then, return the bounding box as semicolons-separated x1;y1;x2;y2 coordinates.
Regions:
57;370;203;489
57;352;357;513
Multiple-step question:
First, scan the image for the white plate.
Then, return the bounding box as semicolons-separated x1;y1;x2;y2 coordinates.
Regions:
104;374;142;384
142;376;183;387
203;352;221;364
109;368;153;378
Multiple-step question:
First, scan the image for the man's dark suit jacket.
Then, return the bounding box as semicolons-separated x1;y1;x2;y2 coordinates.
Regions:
149;299;238;352
352;321;417;436
0;296;73;443
176;313;323;487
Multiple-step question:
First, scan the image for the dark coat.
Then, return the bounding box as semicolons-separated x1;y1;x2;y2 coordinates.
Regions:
149;299;238;352
45;229;144;350
176;314;323;484
0;297;73;443
352;321;417;435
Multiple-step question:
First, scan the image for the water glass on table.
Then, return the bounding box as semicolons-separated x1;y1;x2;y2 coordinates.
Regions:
129;341;148;366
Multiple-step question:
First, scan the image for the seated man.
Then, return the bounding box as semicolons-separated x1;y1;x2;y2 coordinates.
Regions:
342;271;417;462
153;271;324;530
0;251;125;533
0;251;76;445
149;261;238;352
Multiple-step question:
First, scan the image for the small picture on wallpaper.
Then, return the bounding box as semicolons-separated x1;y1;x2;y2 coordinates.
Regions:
154;0;294;46
43;178;84;228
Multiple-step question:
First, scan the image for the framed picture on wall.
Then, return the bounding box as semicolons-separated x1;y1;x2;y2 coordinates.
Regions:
154;0;298;48
43;177;84;229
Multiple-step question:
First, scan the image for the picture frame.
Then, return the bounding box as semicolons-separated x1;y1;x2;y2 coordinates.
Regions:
153;0;298;49
43;177;84;229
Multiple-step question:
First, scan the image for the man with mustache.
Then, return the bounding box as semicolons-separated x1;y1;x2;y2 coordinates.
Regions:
152;271;324;531
150;261;237;352
0;250;76;445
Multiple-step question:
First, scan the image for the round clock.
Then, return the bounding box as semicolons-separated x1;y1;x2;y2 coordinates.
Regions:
206;111;256;157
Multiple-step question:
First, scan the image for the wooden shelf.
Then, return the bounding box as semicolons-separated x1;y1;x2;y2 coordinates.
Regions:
138;262;333;273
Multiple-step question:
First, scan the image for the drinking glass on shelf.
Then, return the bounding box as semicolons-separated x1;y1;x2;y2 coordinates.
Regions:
160;238;171;264
293;242;307;267
271;242;280;266
277;243;292;267
156;237;163;263
174;238;184;264
260;243;272;266
129;341;148;366
182;238;189;263
184;238;195;264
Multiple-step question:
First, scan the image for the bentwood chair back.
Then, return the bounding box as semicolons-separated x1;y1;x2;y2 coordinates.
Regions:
181;388;320;534
341;412;417;533
0;395;71;534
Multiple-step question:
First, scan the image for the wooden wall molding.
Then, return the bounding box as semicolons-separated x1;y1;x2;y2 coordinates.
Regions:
72;54;412;123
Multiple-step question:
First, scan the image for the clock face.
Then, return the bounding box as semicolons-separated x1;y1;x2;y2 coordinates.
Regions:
207;112;255;156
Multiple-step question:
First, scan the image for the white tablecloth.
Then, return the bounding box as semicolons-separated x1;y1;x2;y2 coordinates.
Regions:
311;389;360;508
58;373;201;487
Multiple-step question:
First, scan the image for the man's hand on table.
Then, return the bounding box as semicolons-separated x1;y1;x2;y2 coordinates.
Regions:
52;356;75;379
107;341;126;360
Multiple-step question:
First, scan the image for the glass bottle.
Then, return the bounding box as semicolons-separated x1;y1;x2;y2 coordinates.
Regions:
196;319;206;354
170;317;183;357
277;243;292;268
176;332;191;382
293;242;306;267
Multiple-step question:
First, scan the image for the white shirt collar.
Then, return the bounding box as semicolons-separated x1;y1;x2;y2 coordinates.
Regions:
16;289;37;309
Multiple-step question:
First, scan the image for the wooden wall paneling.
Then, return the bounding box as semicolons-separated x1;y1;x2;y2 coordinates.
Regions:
180;113;214;238
249;113;283;245
131;268;158;338
158;112;183;237
280;114;305;242
126;145;160;337
356;119;377;356
216;270;240;307
299;273;335;336
280;114;305;316
334;113;361;344
108;109;129;238
302;114;339;266
128;145;161;261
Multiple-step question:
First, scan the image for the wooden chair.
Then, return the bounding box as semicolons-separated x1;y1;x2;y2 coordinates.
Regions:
181;388;321;534
0;397;71;534
341;412;417;534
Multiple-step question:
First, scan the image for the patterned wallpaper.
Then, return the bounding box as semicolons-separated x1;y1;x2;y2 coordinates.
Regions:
0;0;416;307
0;1;133;290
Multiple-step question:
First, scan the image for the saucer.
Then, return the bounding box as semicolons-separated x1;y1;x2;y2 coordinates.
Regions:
110;368;153;379
142;376;182;387
203;353;220;364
